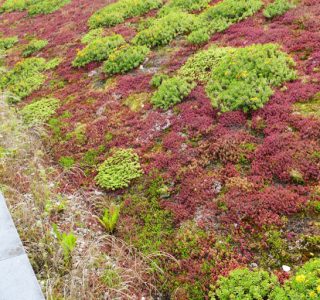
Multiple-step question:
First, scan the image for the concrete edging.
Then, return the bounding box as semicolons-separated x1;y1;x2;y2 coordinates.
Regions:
0;193;45;300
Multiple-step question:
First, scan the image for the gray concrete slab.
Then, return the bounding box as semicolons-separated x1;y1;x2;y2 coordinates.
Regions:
0;254;45;300
0;193;45;300
0;195;24;261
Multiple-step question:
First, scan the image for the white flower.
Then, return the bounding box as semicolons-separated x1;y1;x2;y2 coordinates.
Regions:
282;265;291;272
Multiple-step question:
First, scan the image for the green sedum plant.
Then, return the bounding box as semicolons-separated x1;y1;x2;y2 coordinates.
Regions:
103;45;150;75
98;203;121;233
88;0;163;29
72;34;125;67
150;73;169;88
1;0;71;15
81;28;104;44
210;268;279;300
151;76;194;110
187;0;263;44
263;0;295;19
95;149;143;190
0;57;60;103
270;258;320;300
155;44;296;112
20;97;59;126
187;28;210;45
132;11;197;48
205;43;297;112
179;46;231;83
22;39;48;57
158;0;211;15
0;36;18;50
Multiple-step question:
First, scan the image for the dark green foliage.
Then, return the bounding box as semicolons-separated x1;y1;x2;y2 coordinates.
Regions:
0;36;18;50
1;0;71;15
210;268;279;299
95;149;143;190
20;97;59;126
88;0;163;29
72;35;125;67
263;0;295;19
151;76;194;110
103;45;150;75
22;39;48;57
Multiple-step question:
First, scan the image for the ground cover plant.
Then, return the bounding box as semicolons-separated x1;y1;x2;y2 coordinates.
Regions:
0;57;60;103
152;43;297;111
0;36;18;50
88;0;163;29
0;0;71;15
263;0;296;19
0;0;320;298
22;38;48;57
72;34;125;67
20;97;60;126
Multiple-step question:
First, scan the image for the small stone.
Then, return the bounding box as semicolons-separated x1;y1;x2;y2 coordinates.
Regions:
250;263;258;268
282;265;291;272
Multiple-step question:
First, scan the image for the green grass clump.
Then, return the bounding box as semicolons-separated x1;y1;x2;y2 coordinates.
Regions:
72;35;125;67
151;76;194;110
22;39;48;57
188;0;263;44
210;268;279;299
205;44;297;112
20;98;59;126
0;57;59;103
0;36;18;50
132;11;197;48
95;149;143;190
103;45;150;75
1;0;71;15
88;0;163;29
263;0;295;19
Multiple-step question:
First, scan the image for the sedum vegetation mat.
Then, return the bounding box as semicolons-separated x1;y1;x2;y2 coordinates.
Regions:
0;0;319;299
